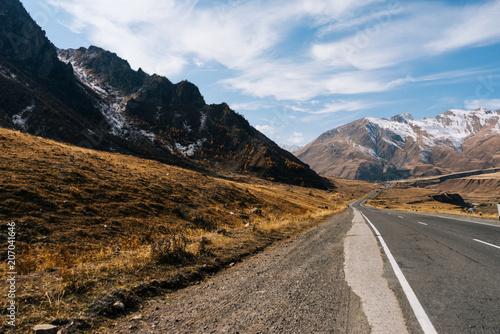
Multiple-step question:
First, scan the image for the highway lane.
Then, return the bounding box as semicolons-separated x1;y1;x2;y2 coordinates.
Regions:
353;201;500;334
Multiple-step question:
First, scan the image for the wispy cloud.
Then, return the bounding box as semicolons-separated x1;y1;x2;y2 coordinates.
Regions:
426;1;500;53
288;132;305;144
46;0;500;119
229;101;271;112
311;1;500;71
464;99;500;110
48;0;299;75
255;124;275;136
310;100;381;115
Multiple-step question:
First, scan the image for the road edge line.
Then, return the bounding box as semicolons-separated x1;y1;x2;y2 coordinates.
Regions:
359;211;438;334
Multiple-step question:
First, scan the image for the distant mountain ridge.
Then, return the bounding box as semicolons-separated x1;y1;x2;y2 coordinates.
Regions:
279;143;303;153
296;109;500;181
0;0;328;188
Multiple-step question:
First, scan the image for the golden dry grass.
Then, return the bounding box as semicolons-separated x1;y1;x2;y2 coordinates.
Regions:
391;169;500;203
466;171;500;180
0;127;376;332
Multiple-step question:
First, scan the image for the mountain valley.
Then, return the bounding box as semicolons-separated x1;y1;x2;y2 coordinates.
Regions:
2;0;500;332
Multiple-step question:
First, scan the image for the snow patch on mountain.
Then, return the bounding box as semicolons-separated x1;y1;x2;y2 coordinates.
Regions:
61;56;121;98
139;129;156;143
352;143;382;160
279;143;304;153
12;103;34;130
493;118;500;134
175;139;206;156
200;111;208;131
382;134;404;149
367;117;417;141
419;146;433;163
0;65;13;80
60;54;157;143
366;109;500;152
96;100;128;135
96;99;155;143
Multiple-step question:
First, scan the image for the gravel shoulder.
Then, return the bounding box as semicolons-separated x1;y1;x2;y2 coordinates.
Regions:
99;209;370;333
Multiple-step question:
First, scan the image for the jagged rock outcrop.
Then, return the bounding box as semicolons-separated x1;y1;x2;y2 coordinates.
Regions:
0;0;69;80
0;0;107;140
431;193;468;208
58;46;148;94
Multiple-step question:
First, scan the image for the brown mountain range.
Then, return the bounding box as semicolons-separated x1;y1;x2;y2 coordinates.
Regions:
296;109;500;181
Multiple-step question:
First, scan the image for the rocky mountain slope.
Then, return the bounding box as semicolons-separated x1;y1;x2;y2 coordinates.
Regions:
0;0;327;188
296;109;500;181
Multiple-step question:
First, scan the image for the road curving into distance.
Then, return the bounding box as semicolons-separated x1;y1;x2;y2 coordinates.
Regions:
100;192;499;333
354;197;500;333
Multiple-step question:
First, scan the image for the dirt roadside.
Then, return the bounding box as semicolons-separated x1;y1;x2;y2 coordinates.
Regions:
98;208;370;333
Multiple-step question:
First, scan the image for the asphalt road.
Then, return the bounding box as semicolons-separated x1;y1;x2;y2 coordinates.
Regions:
353;200;500;334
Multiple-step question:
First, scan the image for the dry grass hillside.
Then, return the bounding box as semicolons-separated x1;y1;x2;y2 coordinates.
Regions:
367;169;500;218
0;127;377;333
429;172;500;203
366;185;499;219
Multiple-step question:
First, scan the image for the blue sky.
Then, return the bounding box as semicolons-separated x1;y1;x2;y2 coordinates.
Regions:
21;0;500;146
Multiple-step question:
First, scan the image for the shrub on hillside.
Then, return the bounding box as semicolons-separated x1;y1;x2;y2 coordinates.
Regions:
150;235;193;264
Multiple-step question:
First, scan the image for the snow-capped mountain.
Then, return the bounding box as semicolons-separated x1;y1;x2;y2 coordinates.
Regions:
0;0;328;189
296;109;500;181
279;143;303;153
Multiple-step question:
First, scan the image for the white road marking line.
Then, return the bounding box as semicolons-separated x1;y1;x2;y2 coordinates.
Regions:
398;216;404;219
409;213;500;229
418;222;428;226
360;212;438;334
473;239;500;250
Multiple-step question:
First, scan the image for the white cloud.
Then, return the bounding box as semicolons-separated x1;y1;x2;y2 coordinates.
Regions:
223;61;405;101
222;61;331;101
48;0;296;75
255;125;275;136
426;1;500;53
311;100;378;115
287;105;310;113
464;99;500;110
194;58;204;68
288;132;305;144
47;0;500;105
311;1;500;72
230;101;266;111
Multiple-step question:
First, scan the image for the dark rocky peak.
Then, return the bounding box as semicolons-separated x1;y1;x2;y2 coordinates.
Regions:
58;46;149;94
0;0;72;82
125;76;207;136
0;0;104;126
390;113;414;124
172;80;206;110
58;45;207;116
135;75;175;101
128;77;205;112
